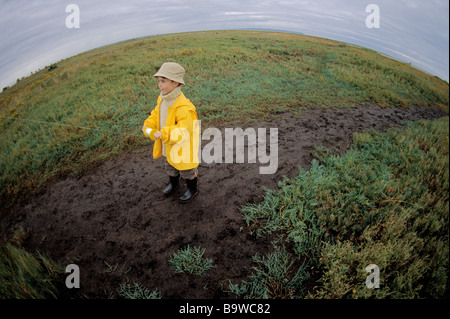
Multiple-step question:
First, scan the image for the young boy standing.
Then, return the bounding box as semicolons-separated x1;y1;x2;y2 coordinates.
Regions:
142;62;199;203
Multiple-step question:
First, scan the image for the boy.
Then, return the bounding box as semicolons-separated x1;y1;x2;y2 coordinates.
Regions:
142;62;199;203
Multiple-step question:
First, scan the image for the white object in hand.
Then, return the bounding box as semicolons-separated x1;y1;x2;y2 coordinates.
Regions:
145;128;152;137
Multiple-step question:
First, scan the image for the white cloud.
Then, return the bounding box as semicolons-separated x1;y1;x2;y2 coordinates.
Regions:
0;0;448;89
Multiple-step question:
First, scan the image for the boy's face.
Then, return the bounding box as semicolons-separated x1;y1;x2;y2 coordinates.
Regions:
158;77;179;95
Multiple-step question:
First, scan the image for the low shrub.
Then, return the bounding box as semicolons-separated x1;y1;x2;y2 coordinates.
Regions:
168;245;215;275
117;282;161;299
238;117;449;298
227;245;310;299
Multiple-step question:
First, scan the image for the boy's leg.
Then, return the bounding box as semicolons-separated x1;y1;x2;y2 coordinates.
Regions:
179;167;198;181
179;167;199;203
163;161;180;197
165;161;181;177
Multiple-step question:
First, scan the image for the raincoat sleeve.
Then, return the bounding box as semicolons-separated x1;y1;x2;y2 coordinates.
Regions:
142;99;161;140
160;106;197;146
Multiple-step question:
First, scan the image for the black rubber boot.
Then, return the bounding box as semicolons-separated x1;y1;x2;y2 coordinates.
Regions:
179;177;199;203
162;174;180;197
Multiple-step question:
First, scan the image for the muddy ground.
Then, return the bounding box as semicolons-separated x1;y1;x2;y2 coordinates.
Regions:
1;104;447;299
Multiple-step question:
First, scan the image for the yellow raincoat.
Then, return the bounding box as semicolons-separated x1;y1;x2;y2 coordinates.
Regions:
143;92;199;171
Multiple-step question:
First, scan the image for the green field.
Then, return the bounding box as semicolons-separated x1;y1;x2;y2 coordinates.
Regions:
0;30;448;299
1;30;448;209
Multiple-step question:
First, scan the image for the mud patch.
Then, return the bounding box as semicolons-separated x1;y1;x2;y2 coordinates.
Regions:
1;104;447;298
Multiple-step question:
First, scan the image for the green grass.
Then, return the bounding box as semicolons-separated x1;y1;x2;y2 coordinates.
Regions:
1;30;448;210
0;30;448;299
226;244;310;299
116;282;161;299
238;116;449;298
0;241;63;299
168;245;215;275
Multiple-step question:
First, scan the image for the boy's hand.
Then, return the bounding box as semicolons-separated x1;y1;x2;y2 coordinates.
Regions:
142;125;161;139
154;131;163;139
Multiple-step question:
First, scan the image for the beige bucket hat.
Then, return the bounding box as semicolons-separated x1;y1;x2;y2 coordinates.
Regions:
153;62;185;85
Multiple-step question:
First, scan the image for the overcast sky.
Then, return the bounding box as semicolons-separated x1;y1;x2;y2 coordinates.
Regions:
0;0;448;90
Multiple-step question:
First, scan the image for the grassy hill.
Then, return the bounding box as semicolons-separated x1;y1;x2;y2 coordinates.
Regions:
0;30;448;299
0;30;448;210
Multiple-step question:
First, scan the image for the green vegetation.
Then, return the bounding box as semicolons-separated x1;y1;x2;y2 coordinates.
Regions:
169;245;215;275
0;241;63;299
237;117;449;298
1;30;448;210
0;30;448;299
116;282;161;299
227;245;310;298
